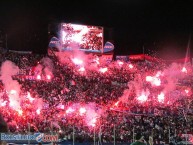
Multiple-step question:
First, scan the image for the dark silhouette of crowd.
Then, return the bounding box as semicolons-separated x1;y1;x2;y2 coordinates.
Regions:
0;50;193;145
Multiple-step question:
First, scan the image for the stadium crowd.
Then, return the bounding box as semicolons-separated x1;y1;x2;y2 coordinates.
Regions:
0;50;193;145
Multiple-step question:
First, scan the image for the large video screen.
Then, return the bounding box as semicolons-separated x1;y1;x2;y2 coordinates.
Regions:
60;23;103;53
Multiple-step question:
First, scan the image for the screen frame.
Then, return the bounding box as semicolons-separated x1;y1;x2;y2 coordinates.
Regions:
59;22;104;53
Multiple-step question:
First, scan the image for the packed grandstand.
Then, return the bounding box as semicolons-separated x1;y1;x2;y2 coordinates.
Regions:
0;48;193;145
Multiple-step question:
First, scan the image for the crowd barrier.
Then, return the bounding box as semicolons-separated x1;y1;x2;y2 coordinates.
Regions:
4;140;171;145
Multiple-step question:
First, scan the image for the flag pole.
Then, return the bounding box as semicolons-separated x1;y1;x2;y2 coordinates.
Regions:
114;124;116;145
133;127;135;143
185;33;191;64
143;45;145;61
143;45;145;55
99;125;102;145
73;125;75;145
168;128;170;144
185;129;188;145
28;122;30;145
51;121;53;145
94;126;96;145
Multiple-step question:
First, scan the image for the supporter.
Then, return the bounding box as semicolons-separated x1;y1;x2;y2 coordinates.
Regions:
0;113;8;133
0;113;8;145
0;50;192;144
131;132;152;145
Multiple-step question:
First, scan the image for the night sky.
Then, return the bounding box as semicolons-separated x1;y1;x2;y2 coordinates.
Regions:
0;0;193;60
